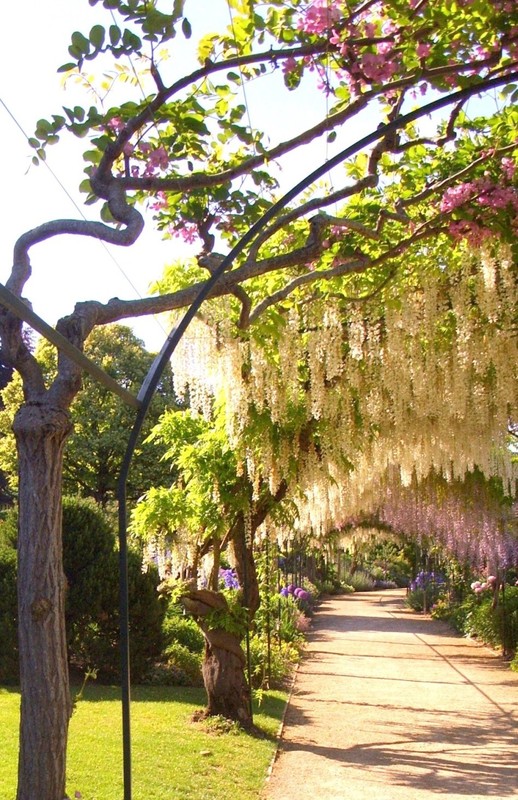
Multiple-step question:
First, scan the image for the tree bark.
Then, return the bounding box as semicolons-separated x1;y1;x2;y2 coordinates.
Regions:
181;588;252;728
202;631;251;727
14;401;73;800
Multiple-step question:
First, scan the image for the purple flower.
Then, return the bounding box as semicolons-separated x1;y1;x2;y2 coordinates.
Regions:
219;568;240;590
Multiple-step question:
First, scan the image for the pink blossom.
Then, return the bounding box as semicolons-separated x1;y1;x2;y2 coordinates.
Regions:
417;42;431;58
382;18;398;37
149;191;167;211
282;56;298;75
501;157;516;180
377;40;395;56
477;185;518;211
448;220;494;246
297;0;341;35
440;182;475;212
171;222;199;244
143;145;170;176
360;52;397;82
107;116;124;133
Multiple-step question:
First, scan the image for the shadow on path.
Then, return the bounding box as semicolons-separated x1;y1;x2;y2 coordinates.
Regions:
262;589;518;800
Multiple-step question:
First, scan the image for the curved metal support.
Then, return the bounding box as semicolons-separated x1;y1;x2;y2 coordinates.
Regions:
116;73;515;800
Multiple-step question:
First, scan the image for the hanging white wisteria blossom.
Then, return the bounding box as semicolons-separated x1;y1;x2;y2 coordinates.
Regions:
170;242;517;543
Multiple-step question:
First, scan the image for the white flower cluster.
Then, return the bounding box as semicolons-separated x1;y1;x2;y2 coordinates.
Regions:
169;243;517;537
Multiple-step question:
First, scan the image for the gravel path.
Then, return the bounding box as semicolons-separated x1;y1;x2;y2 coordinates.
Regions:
261;589;518;800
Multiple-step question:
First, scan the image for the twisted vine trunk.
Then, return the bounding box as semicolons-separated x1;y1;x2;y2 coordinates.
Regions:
182;588;253;728
14;402;73;800
202;626;251;726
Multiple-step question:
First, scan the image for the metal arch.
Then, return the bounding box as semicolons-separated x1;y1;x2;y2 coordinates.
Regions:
98;73;518;800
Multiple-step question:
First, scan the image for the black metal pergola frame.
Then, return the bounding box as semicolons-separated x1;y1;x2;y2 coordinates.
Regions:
0;75;511;800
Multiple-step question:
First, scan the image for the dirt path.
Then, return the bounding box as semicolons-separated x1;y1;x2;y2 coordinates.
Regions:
261;589;518;800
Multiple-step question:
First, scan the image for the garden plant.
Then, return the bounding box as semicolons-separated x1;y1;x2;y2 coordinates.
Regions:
0;2;516;799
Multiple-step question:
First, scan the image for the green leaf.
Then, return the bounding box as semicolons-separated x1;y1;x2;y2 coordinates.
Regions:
109;25;121;46
122;28;142;50
181;17;192;39
68;45;83;61
57;62;77;73
197;33;218;63
100;202;116;223
35;118;52;134
89;24;105;49
79;178;92;194
71;31;90;54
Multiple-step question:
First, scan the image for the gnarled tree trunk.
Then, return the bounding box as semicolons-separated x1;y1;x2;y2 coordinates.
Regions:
202;627;251;726
14;401;73;800
181;588;253;728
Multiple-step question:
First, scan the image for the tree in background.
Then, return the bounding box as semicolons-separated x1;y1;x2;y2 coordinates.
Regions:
132;404;293;724
0;324;176;507
0;1;516;797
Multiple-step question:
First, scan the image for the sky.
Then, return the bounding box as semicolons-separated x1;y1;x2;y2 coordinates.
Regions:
0;1;200;351
0;0;337;353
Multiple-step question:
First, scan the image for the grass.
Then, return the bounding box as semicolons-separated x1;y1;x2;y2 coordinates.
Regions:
0;683;287;800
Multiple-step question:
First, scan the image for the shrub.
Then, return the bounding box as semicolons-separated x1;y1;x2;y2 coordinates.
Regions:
0;545;17;683
162;607;205;653
406;571;446;612
156;642;204;686
341;570;377;592
248;633;300;689
464;586;518;655
72;547;166;682
274;595;307;644
1;497;167;683
0;508;17;549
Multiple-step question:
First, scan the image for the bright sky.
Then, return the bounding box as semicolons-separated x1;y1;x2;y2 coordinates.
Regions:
0;1;362;351
0;1;211;350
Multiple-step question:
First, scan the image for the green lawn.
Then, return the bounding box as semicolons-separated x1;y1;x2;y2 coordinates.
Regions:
0;684;287;800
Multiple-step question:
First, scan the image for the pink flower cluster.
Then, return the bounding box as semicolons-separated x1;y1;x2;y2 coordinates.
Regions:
377;482;518;573
448;221;494;247
297;0;342;35
289;0;516;98
149;191;168;211
140;143;169;176
170;221;199;244
471;575;497;594
440;162;518;245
